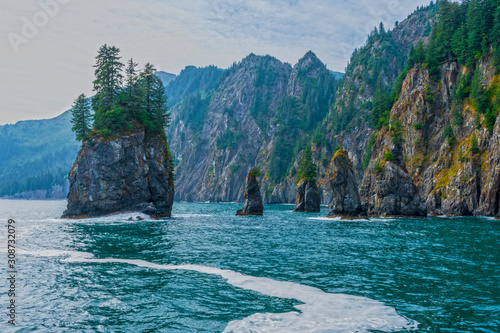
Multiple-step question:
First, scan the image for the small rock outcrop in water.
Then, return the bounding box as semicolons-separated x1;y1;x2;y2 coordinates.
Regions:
327;150;363;218
62;128;174;218
294;180;321;212
294;146;321;212
236;168;263;216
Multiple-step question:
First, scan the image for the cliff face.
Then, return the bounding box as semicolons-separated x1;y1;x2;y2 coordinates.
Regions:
266;7;435;205
364;55;500;216
62;128;174;218
169;52;338;203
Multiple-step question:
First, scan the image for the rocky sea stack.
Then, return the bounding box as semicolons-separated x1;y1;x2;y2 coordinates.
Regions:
236;168;263;216
294;146;321;213
294;180;321;212
62;128;175;218
327;150;363;218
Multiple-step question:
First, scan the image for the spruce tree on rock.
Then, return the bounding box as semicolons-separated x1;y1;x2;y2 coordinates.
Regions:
122;58;144;120
298;146;317;182
70;93;91;141
92;44;124;131
139;63;170;132
150;76;170;131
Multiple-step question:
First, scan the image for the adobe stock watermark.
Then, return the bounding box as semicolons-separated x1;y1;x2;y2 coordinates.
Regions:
7;0;72;54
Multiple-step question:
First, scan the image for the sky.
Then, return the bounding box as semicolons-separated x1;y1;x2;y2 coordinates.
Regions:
0;0;433;125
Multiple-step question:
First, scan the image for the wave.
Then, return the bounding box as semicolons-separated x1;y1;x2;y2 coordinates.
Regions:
21;249;418;332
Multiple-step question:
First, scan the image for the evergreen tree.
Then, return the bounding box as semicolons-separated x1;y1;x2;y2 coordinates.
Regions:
371;76;392;129
485;108;496;131
125;58;138;88
70;93;91;141
426;0;460;77
122;58;144;120
92;44;124;130
451;22;468;64
471;69;489;112
139;62;157;117
149;76;170;132
466;0;490;63
443;123;454;139
492;2;500;70
452;102;464;126
470;133;480;154
410;40;426;65
130;62;171;132
297;146;317;182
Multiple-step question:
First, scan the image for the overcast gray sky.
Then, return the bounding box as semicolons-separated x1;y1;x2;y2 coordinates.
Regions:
0;0;432;125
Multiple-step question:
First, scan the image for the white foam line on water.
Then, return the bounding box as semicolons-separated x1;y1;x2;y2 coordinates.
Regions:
308;217;371;222
173;214;213;218
20;249;418;333
309;217;385;223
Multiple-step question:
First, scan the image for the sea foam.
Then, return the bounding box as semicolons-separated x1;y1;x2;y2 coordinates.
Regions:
21;249;418;333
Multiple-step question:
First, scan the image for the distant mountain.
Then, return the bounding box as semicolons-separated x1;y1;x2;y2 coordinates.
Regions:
329;70;344;80
0;110;78;198
165;65;225;107
156;71;176;87
166;4;437;204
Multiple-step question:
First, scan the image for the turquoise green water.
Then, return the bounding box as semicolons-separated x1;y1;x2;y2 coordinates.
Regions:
1;200;499;332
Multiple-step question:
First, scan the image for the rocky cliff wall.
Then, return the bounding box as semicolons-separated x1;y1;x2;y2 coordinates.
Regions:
62;128;174;218
364;55;500;216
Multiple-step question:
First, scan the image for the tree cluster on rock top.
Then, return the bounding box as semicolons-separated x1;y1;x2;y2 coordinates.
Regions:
71;44;171;141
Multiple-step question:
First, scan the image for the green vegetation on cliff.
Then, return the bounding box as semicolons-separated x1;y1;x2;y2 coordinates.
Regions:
425;0;499;75
417;0;500;131
268;52;338;184
328;5;435;134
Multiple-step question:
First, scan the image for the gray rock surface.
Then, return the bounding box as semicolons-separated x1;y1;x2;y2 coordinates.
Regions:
62;129;174;218
360;158;426;217
236;173;263;216
294;180;321;213
327;150;363;217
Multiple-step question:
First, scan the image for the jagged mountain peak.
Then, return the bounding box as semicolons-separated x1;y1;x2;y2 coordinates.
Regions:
295;51;325;70
298;50;319;62
237;53;287;71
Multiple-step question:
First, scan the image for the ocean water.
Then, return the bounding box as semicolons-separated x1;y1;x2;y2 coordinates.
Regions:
0;200;498;332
